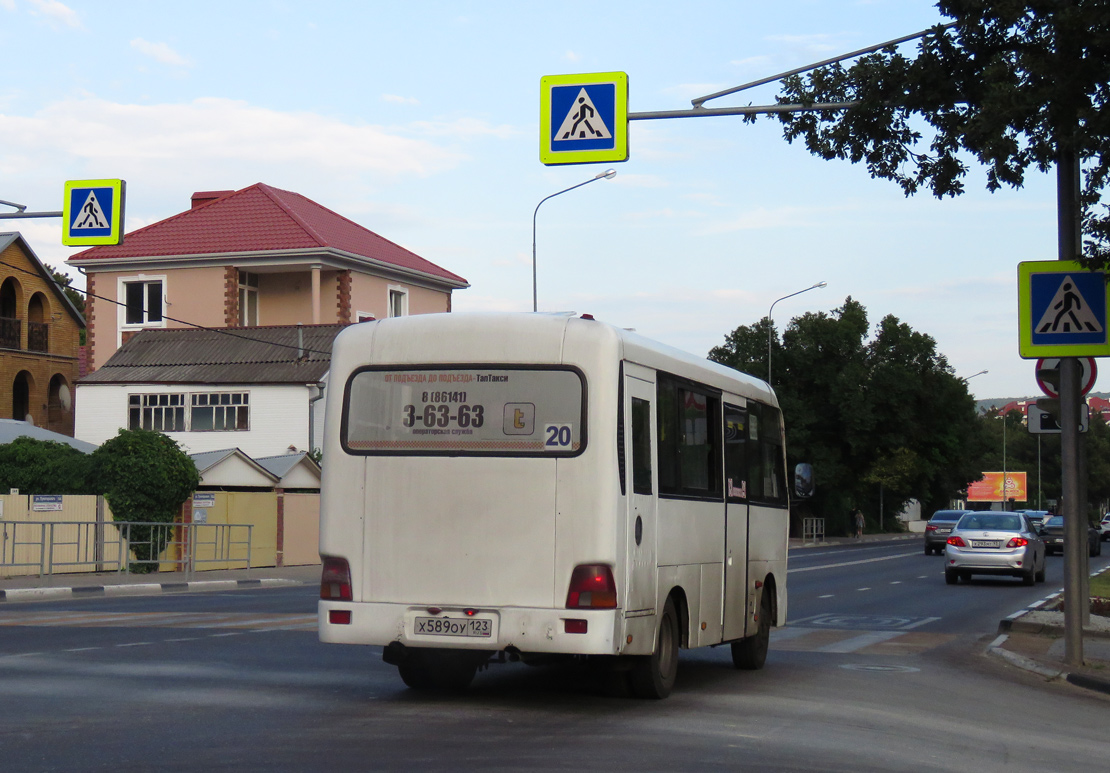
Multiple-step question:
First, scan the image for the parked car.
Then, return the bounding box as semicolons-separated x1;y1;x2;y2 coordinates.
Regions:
1100;514;1110;542
944;512;1046;586
1040;515;1102;557
924;510;964;555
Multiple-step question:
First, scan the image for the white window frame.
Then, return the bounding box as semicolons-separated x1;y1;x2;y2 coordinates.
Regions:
118;274;167;343
238;271;259;327
126;390;250;433
387;286;408;318
356;311;376;323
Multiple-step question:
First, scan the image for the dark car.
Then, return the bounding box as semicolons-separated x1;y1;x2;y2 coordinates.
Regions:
1016;510;1050;529
1040;515;1102;557
924;510;964;555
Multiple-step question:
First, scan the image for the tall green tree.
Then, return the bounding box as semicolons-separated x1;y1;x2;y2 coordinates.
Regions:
766;1;1110;267
711;297;985;534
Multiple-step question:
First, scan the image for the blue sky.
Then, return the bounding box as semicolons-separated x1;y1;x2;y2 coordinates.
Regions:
0;0;1063;400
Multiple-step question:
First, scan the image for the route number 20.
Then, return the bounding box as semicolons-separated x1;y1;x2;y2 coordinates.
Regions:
544;424;573;450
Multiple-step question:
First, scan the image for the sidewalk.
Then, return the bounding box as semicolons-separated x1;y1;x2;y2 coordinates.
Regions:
988;570;1110;697
0;563;320;603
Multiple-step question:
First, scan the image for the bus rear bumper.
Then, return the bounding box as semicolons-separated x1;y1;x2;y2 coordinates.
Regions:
319;600;622;656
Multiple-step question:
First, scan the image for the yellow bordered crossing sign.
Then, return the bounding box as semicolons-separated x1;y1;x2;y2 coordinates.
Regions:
540;72;628;166
62;179;125;246
1018;260;1110;358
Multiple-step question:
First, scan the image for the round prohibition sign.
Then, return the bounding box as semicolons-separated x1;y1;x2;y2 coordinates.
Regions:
1035;357;1097;398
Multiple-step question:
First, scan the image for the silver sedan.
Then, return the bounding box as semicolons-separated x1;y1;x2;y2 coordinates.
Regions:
944;512;1046;586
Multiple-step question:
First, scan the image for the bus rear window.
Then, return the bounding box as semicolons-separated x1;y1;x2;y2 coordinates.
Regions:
342;366;586;456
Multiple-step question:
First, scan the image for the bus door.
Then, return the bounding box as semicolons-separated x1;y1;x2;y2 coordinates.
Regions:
624;370;657;615
721;402;749;641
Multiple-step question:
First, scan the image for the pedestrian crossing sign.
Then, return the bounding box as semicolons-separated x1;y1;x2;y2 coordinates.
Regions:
540;72;628;166
62;179;125;246
1018;260;1110;358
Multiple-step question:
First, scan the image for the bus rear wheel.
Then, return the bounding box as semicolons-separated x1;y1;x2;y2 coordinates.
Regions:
630;597;679;699
397;648;481;691
732;586;771;670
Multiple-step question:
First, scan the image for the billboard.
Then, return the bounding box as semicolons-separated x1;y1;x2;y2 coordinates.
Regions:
967;472;1028;502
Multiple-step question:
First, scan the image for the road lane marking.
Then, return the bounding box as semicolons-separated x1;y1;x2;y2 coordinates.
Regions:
788;552;918;573
817;630;903;653
818;594;834;599
857;587;871;591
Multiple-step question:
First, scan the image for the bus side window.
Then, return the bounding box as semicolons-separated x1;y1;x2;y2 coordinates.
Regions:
631;397;652;494
748;403;786;505
656;376;721;498
723;403;747;501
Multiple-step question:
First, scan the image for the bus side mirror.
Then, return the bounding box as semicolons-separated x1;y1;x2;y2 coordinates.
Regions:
794;463;815;499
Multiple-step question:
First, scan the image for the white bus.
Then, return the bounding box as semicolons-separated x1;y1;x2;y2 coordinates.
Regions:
318;312;789;698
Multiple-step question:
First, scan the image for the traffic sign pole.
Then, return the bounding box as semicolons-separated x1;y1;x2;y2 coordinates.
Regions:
1058;146;1085;666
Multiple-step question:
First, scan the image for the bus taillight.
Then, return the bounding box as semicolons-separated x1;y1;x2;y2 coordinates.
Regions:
321;556;353;601
565;564;617;609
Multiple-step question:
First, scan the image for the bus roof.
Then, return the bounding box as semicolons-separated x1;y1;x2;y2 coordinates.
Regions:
332;312;777;406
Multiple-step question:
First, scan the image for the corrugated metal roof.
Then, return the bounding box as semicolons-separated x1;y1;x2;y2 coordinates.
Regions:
67;183;468;287
80;324;343;384
0;419;98;453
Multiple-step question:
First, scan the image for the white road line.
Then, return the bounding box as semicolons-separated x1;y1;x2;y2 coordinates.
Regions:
788;552;918;573
857;587;871;591
817;630;903;653
115;642;152;647
818;594;834;599
890;581;902;585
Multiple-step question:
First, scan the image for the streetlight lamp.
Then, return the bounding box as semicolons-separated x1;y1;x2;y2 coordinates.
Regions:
532;169;616;312
962;369;988;382
766;281;827;385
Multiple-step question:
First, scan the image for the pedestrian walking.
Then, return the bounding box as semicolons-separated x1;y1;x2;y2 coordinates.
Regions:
853;508;865;539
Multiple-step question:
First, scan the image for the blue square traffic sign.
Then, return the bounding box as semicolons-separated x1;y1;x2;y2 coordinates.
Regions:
540;72;628;166
1018;260;1110;357
62;178;125;246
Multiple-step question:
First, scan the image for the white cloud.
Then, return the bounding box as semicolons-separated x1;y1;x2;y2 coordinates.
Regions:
564;51;581;63
0;96;466;178
382;94;419;105
0;0;17;12
130;38;192;68
27;0;80;28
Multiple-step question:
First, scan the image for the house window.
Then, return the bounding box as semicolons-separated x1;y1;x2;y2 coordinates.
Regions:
124;280;163;325
238;271;259;326
388;287;407;318
129;393;185;431
191;392;249;431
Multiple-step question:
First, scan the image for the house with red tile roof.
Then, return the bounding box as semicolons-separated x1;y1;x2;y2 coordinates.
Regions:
67;183;468;372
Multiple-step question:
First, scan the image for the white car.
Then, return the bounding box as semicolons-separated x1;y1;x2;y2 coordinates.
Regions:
1100;514;1110;542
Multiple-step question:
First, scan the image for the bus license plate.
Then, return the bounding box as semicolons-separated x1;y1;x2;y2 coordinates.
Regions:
415;616;492;638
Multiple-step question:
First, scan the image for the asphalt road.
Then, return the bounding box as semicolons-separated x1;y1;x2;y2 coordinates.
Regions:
0;545;1107;772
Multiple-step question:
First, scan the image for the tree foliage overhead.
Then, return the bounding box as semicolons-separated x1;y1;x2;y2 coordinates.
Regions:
710;297;986;533
767;1;1110;267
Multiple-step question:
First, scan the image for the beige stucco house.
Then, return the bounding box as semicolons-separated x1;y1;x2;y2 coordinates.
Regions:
67;183;469;372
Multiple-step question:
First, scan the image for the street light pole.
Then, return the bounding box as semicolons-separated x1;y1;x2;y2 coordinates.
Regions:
766;281;827;385
532;169;616;312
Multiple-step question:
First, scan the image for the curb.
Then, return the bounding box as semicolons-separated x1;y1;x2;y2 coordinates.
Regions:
0;578;305;603
991;584;1110;696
